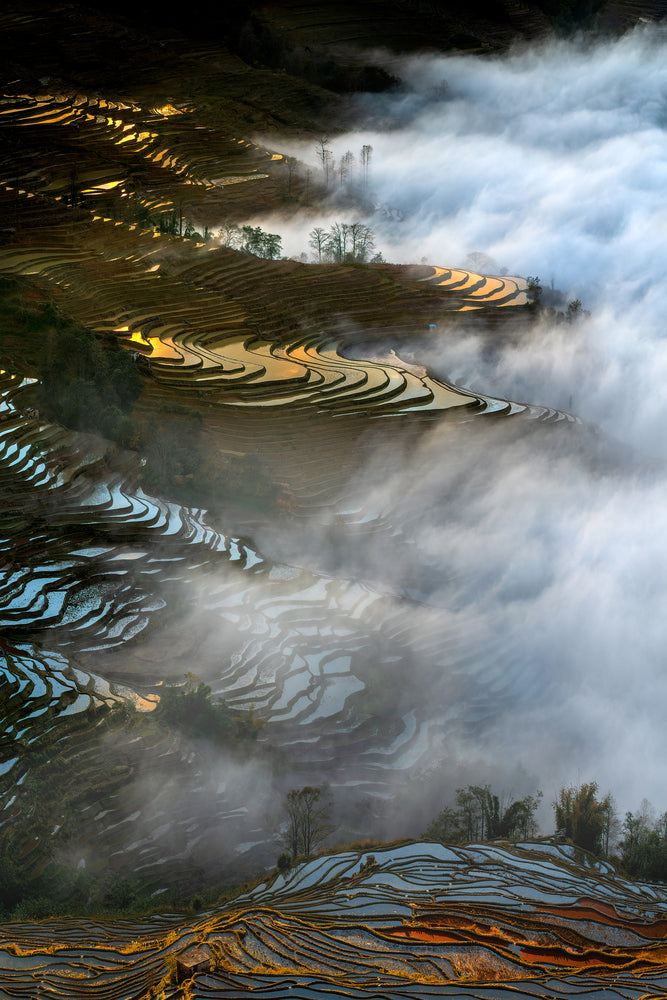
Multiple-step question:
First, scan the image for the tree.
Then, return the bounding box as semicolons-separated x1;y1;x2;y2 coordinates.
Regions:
360;144;372;189
158;212;179;236
316;136;334;187
262;232;282;260
455;786;479;841
601;795;619;856
308;227;329;263
284;155;297;196
339;150;354;188
347;222;376;262
423;785;541;845
424;805;465;844
526;275;542;308
499;792;542;840
319;222;377;263
36;312;141;444
553;781;611;855
619;800;667;879
326;221;348;263
283;786;334;860
217;221;242;249
156;673;263;745
241;225;282;259
241;225;264;256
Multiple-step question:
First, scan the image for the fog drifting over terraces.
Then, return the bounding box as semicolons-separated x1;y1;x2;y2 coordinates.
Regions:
248;25;667;819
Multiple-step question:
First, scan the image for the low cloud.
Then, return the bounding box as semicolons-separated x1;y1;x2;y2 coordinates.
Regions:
241;26;667;824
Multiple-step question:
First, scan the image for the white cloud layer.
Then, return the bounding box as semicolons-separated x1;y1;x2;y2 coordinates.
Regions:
250;26;667;823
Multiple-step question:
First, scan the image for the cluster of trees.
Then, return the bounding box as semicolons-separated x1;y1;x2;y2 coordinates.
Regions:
131;205;284;261
0;286;142;448
309;222;381;264
527;276;588;323
0;699;229;921
553;781;614;855
551;782;667;882
316;138;373;191
216;222;282;259
156;673;264;745
620;803;667;882
423;778;667;885
34;305;142;446
424;785;543;844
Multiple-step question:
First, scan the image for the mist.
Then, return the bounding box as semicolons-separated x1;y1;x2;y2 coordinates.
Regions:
269;27;667;303
6;26;666;866
238;26;667;825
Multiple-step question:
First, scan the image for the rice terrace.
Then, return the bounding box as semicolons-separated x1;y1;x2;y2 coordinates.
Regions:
1;1;667;997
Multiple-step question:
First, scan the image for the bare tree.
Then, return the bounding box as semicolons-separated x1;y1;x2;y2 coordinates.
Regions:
339;150;354;188
284;156;297;196
217;221;242;249
308;227;329;263
283;786;334;859
347;222;375;262
316;136;334;187
326;221;349;262
360;143;373;190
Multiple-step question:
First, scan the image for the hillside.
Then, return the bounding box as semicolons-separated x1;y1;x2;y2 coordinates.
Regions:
3;841;667;997
1;0;666;995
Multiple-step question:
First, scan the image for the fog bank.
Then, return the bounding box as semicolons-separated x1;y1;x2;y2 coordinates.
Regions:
246;27;667;822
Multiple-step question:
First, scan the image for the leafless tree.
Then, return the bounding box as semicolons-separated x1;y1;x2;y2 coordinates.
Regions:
360;143;373;189
283;786;334;859
217;221;242;249
339;150;354;188
284;156;297;196
347;221;375;262
308;227;329;263
316;136;334;187
326;221;349;262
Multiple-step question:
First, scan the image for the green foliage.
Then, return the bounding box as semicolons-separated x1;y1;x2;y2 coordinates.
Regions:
553;781;612;855
276;851;292;872
424;784;542;844
34;310;141;442
526;275;542;308
138;414;281;514
620;805;667;881
241;225;282;259
158;211;179;235
102;877;141;911
155;672;264;745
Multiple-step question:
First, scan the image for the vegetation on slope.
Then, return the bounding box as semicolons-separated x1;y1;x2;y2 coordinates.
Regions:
0;685;266;921
424;778;667;886
155;672;264;744
424;784;543;844
0;278;141;445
